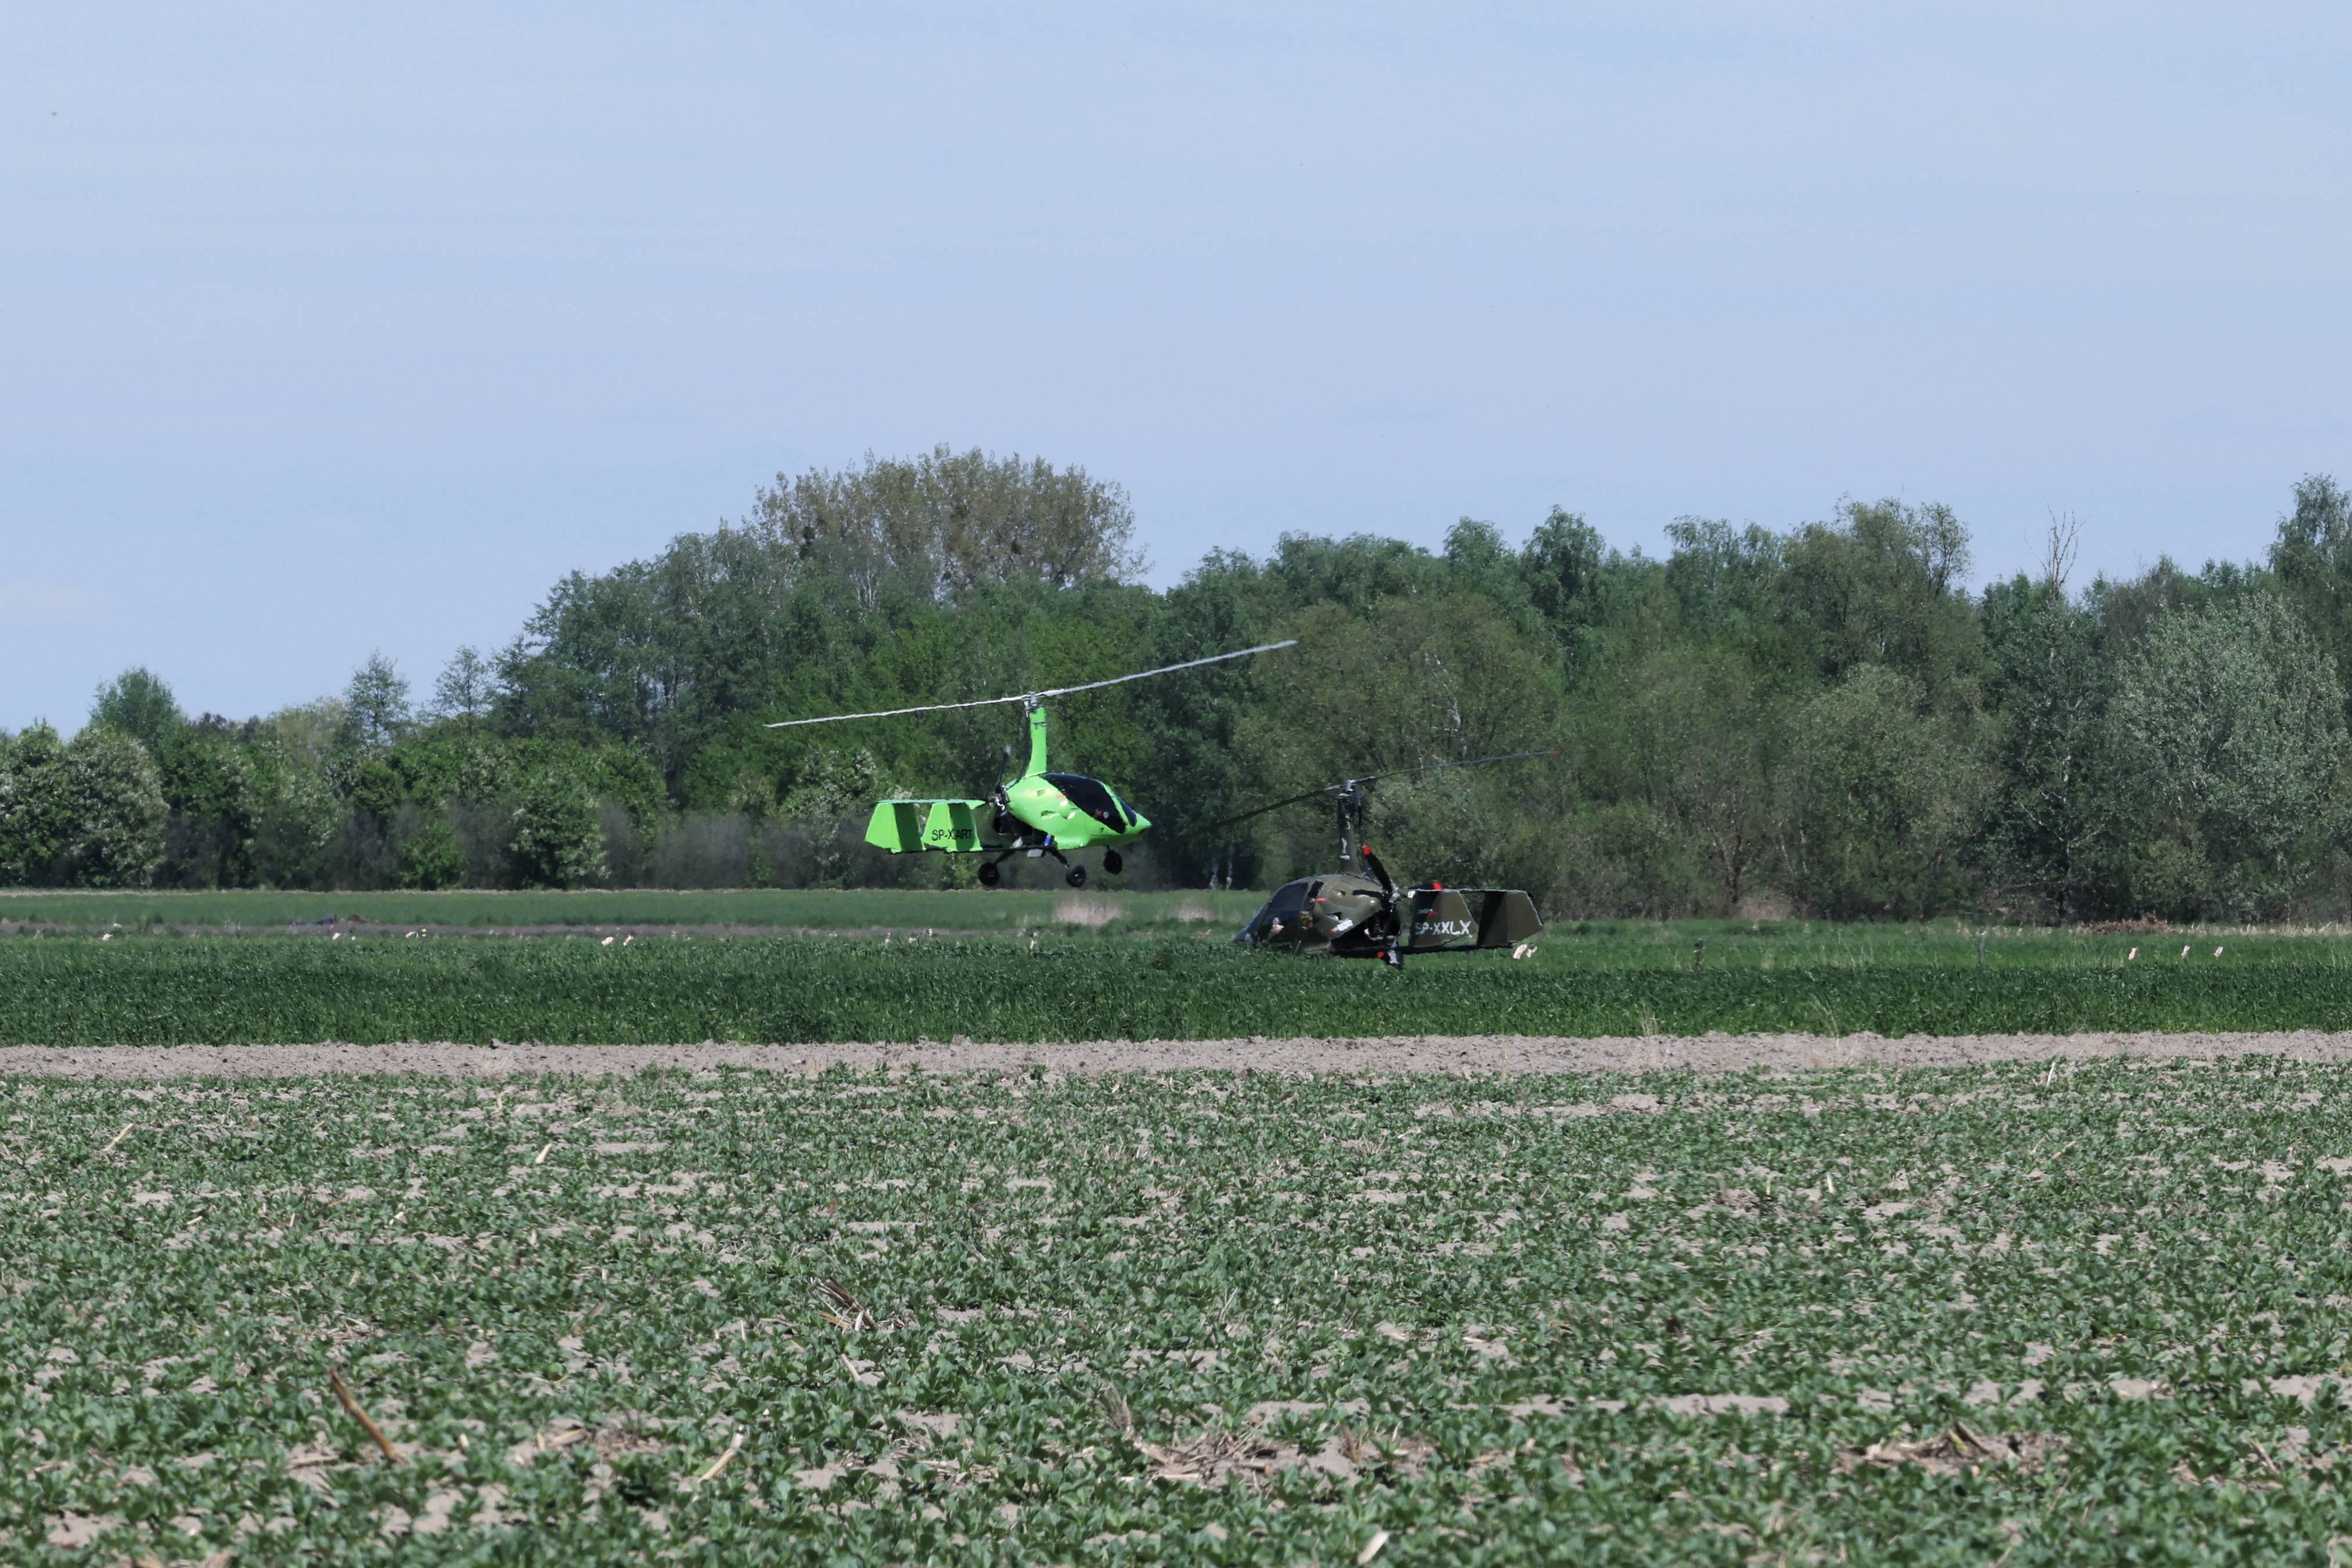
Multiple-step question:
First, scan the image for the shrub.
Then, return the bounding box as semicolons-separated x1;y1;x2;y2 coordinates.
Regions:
509;772;608;888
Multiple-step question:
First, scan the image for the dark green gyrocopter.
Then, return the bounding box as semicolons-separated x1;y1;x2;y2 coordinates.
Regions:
764;640;1298;888
1192;748;1558;965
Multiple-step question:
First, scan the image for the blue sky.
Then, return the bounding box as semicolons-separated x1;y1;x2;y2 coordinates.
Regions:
5;2;2349;730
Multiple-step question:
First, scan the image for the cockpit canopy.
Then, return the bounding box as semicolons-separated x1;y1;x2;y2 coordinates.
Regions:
1042;773;1135;831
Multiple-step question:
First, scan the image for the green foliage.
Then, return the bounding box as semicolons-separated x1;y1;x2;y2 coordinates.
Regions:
1777;666;1986;919
745;443;1144;598
2268;473;2352;703
1772;498;1982;701
55;729;167;888
428;643;497;722
0;724;165;888
2110;593;2349;919
0;724;74;885
1978;576;2113;919
341;651;412;750
1614;646;1782;911
87;666;185;756
397;809;466;890
1236;593;1562;885
507;772;608;889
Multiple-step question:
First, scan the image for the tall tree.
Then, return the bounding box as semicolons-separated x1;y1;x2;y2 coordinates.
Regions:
1622;646;1782;913
430;646;497;723
743;445;1143;605
60;729;167;888
0;724;74;884
1977;515;2114;920
2109;592;2350;918
1772;498;1984;709
89;668;186;756
343;654;412;750
2267;473;2352;711
1776;665;1986;919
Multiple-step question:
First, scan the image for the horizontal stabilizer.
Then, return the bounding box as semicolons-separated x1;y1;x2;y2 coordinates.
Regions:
865;799;995;854
1404;888;1544;951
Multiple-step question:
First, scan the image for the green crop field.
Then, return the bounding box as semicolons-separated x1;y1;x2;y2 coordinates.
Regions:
2;933;2350;1047
6;1058;2352;1562
0;886;1268;935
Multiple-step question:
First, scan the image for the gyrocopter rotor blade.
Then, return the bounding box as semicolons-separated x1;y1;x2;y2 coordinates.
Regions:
1181;782;1348;838
1179;748;1561;838
761;640;1299;729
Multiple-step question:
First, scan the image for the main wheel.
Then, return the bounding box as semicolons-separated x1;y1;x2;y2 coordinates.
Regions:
977;861;1001;888
1065;865;1087;889
1101;850;1123;876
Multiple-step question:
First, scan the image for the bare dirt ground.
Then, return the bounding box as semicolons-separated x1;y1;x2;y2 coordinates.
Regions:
9;1029;2352;1079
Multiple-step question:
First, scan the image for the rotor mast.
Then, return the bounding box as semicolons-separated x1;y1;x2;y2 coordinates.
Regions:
1024;700;1050;776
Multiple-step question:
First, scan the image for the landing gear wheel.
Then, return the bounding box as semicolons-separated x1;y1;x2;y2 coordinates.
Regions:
1102;850;1123;876
1065;865;1087;889
977;861;1001;888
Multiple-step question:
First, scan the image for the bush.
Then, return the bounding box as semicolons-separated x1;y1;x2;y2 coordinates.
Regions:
0;726;166;887
509;772;608;888
0;724;74;884
398;806;467;890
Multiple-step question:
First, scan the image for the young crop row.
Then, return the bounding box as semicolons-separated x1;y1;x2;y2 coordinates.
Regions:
4;1058;2351;1561
2;935;2350;1046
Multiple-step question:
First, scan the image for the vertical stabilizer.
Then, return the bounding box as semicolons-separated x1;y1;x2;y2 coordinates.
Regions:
1025;702;1050;776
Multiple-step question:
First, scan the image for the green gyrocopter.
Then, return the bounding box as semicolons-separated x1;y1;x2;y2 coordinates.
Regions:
764;640;1297;888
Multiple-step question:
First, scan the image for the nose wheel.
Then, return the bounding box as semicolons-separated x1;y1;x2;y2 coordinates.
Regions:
1101;850;1123;876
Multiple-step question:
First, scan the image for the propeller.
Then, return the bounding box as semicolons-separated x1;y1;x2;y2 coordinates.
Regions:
762;640;1299;729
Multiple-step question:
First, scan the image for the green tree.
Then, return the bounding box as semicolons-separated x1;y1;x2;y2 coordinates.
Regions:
89;668;186;756
59;729;167;887
157;728;262;887
343;653;412;749
1622;647;1784;913
2108;593;2349;918
247;716;343;889
0;724;74;884
2266;473;2352;711
508;770;608;888
430;646;497;723
1978;576;2114;920
1663;518;1785;648
399;810;466;889
1236;593;1563;881
1519;507;1608;637
1777;665;1986;918
1771;498;1983;709
744;445;1144;604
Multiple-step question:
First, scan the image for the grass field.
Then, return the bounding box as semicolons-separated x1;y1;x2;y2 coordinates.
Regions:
3;932;2350;1046
6;1058;2350;1562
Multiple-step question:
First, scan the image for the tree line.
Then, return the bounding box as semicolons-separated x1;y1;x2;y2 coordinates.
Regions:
8;444;2352;922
